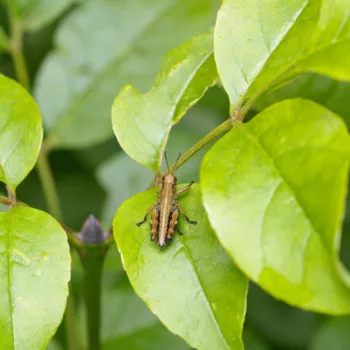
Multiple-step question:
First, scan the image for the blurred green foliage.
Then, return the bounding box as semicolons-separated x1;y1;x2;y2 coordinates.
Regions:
1;1;350;349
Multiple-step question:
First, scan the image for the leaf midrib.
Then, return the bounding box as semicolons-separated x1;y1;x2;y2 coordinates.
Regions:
156;50;215;169
236;0;310;105
177;235;232;350
237;122;334;258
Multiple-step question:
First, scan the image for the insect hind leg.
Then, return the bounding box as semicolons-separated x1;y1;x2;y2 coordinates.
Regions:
150;204;160;241
176;224;183;236
166;208;179;240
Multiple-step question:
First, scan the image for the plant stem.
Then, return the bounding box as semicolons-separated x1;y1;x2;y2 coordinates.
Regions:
36;151;80;350
64;291;79;350
9;15;30;90
0;195;13;206
36;150;62;222
79;246;108;350
7;7;80;350
172;119;234;172
150;118;236;188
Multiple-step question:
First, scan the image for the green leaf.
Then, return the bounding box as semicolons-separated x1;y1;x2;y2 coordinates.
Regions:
35;0;219;149
17;160;106;230
98;104;223;226
47;339;64;350
201;98;350;314
6;0;77;31
247;285;315;349
96;153;153;228
0;206;70;349
113;184;248;350
103;324;190;350
0;74;43;193
72;247;187;349
214;0;350;109
112;31;217;170
243;329;270;350
101;276;189;350
255;73;350;128
309;316;350;350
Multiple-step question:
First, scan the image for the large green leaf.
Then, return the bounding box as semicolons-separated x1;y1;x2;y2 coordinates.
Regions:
0;74;43;193
114;185;248;349
3;0;77;31
0;206;70;349
112;32;217;170
214;0;350;109
255;73;350;128
35;0;219;149
201;99;350;314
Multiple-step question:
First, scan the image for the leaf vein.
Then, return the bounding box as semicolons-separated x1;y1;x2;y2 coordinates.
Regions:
177;236;231;350
238;123;331;256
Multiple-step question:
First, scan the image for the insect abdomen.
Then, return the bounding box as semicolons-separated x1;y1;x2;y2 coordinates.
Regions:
158;180;175;247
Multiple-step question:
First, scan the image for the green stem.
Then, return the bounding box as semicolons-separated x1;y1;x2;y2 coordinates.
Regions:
172;119;234;172
79;246;108;350
7;7;80;350
9;15;30;90
150;118;235;188
36;150;62;222
0;195;27;207
0;195;13;206
36;153;80;350
64;291;79;350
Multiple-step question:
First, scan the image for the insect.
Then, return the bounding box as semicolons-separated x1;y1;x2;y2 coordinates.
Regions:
136;152;197;248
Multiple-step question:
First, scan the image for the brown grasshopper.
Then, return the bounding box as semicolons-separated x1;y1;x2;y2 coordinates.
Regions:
136;152;197;248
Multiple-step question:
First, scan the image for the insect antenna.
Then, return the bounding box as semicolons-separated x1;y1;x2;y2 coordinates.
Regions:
172;152;181;173
164;152;170;174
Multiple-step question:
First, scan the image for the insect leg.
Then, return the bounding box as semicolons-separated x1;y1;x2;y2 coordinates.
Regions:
178;203;197;225
176;224;183;236
150;203;160;241
136;202;157;226
167;209;179;240
176;181;194;196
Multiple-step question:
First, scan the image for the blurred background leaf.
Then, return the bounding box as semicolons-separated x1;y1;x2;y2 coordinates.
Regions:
96;153;153;229
243;328;271;350
35;0;220;149
1;0;79;31
309;316;350;350
101;275;190;350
